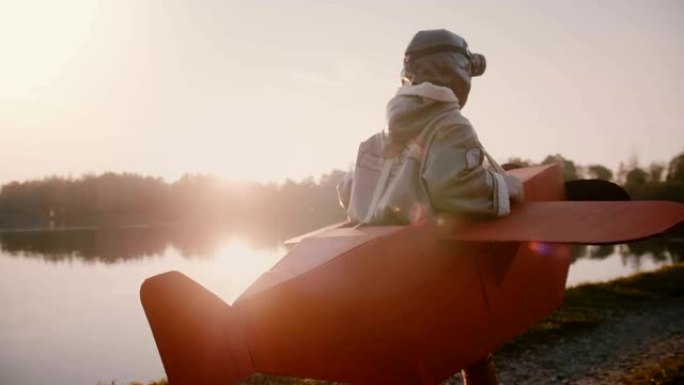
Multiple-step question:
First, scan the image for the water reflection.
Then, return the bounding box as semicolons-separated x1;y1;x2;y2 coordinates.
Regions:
1;226;681;271
0;225;283;263
1;226;681;289
0;227;287;385
564;235;683;287
573;237;683;265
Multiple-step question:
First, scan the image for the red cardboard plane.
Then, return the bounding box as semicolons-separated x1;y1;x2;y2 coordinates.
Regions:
141;164;684;385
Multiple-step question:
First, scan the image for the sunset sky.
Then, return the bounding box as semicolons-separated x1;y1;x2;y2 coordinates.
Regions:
1;0;683;184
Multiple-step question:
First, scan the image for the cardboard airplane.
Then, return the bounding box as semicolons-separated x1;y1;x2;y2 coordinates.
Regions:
141;164;684;385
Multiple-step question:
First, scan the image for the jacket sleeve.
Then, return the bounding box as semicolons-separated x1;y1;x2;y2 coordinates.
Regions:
421;124;511;217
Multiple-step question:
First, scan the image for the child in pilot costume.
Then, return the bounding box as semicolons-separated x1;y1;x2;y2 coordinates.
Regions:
339;29;522;226
338;29;522;385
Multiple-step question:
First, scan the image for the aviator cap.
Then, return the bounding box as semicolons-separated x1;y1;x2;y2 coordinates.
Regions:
403;29;486;107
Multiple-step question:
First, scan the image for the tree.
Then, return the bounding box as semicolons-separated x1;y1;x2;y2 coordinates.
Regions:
587;164;613;181
541;154;580;181
648;163;665;183
624;167;648;198
502;157;534;170
666;152;684;183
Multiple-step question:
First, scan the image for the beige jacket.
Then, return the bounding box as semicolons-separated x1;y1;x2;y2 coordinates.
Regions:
338;82;514;225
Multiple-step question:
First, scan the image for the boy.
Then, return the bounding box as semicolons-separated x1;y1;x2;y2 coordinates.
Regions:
338;29;522;385
339;29;522;226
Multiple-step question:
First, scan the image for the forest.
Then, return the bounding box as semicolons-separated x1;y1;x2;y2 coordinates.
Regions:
1;152;682;237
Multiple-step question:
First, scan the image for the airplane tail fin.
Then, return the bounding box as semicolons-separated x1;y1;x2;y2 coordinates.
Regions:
140;271;254;385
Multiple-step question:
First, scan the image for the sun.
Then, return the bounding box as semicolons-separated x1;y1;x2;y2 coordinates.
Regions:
0;0;99;99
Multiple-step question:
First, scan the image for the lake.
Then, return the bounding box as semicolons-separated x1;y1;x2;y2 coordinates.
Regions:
0;227;681;385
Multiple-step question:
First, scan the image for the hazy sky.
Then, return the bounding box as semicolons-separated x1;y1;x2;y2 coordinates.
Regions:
1;0;683;184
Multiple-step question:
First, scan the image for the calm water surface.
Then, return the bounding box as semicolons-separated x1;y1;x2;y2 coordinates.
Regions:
0;227;680;385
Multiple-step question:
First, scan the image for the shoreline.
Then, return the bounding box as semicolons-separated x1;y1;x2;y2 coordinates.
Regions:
0;222;177;234
452;263;684;385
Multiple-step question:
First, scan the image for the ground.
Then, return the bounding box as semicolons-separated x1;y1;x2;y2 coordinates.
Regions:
447;264;684;385
463;298;684;384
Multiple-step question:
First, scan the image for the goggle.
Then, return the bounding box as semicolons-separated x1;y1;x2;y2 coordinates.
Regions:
404;44;486;77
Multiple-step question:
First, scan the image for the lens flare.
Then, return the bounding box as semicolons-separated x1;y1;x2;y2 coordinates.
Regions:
528;241;553;256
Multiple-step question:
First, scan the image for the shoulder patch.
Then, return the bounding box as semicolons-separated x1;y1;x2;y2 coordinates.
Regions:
465;147;484;170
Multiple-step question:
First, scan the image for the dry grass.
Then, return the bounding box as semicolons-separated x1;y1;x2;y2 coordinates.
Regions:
622;354;684;385
500;264;684;355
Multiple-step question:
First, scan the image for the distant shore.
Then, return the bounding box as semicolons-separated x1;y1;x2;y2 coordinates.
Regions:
0;222;176;233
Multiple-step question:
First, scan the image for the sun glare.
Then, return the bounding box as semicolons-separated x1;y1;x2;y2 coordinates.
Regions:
197;238;286;304
0;0;99;99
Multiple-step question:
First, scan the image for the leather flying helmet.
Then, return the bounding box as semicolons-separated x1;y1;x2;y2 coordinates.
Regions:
402;29;485;107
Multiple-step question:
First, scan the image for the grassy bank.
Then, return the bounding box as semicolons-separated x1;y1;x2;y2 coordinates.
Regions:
126;263;684;385
500;263;684;355
623;354;684;385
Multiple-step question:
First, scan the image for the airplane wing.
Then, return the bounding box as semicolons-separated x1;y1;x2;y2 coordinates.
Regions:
446;200;684;245
283;201;684;247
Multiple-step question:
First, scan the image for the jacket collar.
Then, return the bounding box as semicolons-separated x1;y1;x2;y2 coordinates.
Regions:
395;82;460;105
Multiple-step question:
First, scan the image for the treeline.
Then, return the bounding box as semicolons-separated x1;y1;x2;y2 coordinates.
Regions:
508;152;684;201
0;152;682;233
0;170;348;238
